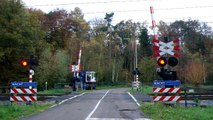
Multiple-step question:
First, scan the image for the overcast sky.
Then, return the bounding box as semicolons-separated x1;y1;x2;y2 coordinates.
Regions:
22;0;213;26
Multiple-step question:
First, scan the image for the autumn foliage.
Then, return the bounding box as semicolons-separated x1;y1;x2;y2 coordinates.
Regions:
185;62;204;86
1;0;213;90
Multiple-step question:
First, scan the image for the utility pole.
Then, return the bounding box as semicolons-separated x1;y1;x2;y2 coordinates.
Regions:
135;39;139;82
201;53;206;84
133;38;140;91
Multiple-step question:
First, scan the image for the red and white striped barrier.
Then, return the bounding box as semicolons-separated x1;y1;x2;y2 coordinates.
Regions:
150;6;159;43
10;84;37;102
10;88;37;94
153;96;181;102
150;6;161;59
77;49;82;77
10;96;37;102
153;87;182;102
153;87;181;93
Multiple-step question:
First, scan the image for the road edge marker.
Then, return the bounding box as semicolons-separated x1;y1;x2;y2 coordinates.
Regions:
127;92;141;107
49;92;86;108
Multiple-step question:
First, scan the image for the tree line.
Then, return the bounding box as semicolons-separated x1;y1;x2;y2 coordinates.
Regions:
0;0;212;90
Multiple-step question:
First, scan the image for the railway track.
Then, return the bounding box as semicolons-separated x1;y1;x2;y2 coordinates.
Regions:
1;93;213;101
180;92;213;100
0;94;61;101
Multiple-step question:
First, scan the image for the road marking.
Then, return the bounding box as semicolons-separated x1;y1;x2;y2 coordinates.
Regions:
85;90;110;120
127;92;141;107
49;92;86;108
88;118;151;120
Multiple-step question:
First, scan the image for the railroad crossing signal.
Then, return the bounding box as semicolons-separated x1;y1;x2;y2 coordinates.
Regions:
155;37;179;80
153;38;180;58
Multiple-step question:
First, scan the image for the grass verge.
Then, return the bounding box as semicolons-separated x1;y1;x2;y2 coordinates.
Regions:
141;85;152;94
38;85;129;94
0;103;52;120
129;85;152;94
141;102;213;120
96;85;129;90
38;88;72;94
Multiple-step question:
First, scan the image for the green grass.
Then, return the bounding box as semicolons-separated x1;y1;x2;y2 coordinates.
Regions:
141;102;213;120
38;85;128;95
38;85;129;94
38;88;72;94
96;85;129;90
0;103;52;120
141;85;153;94
129;85;152;94
37;84;152;95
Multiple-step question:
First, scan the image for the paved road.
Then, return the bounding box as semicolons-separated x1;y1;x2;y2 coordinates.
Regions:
21;88;150;120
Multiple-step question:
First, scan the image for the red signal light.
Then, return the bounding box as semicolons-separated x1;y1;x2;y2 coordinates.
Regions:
157;57;167;67
21;59;28;67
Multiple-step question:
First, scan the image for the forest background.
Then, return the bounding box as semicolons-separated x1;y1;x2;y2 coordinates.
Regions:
0;0;213;90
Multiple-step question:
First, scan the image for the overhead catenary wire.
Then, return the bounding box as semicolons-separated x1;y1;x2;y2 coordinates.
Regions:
22;0;213;26
24;4;213;15
22;0;213;13
82;6;213;14
25;0;160;7
22;0;213;25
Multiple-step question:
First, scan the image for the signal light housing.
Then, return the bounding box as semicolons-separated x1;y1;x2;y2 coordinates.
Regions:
157;68;177;80
157;57;178;67
132;68;141;75
168;57;178;67
157;57;167;67
21;55;38;68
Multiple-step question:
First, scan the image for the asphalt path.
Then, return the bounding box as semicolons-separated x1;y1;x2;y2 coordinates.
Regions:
20;88;150;120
